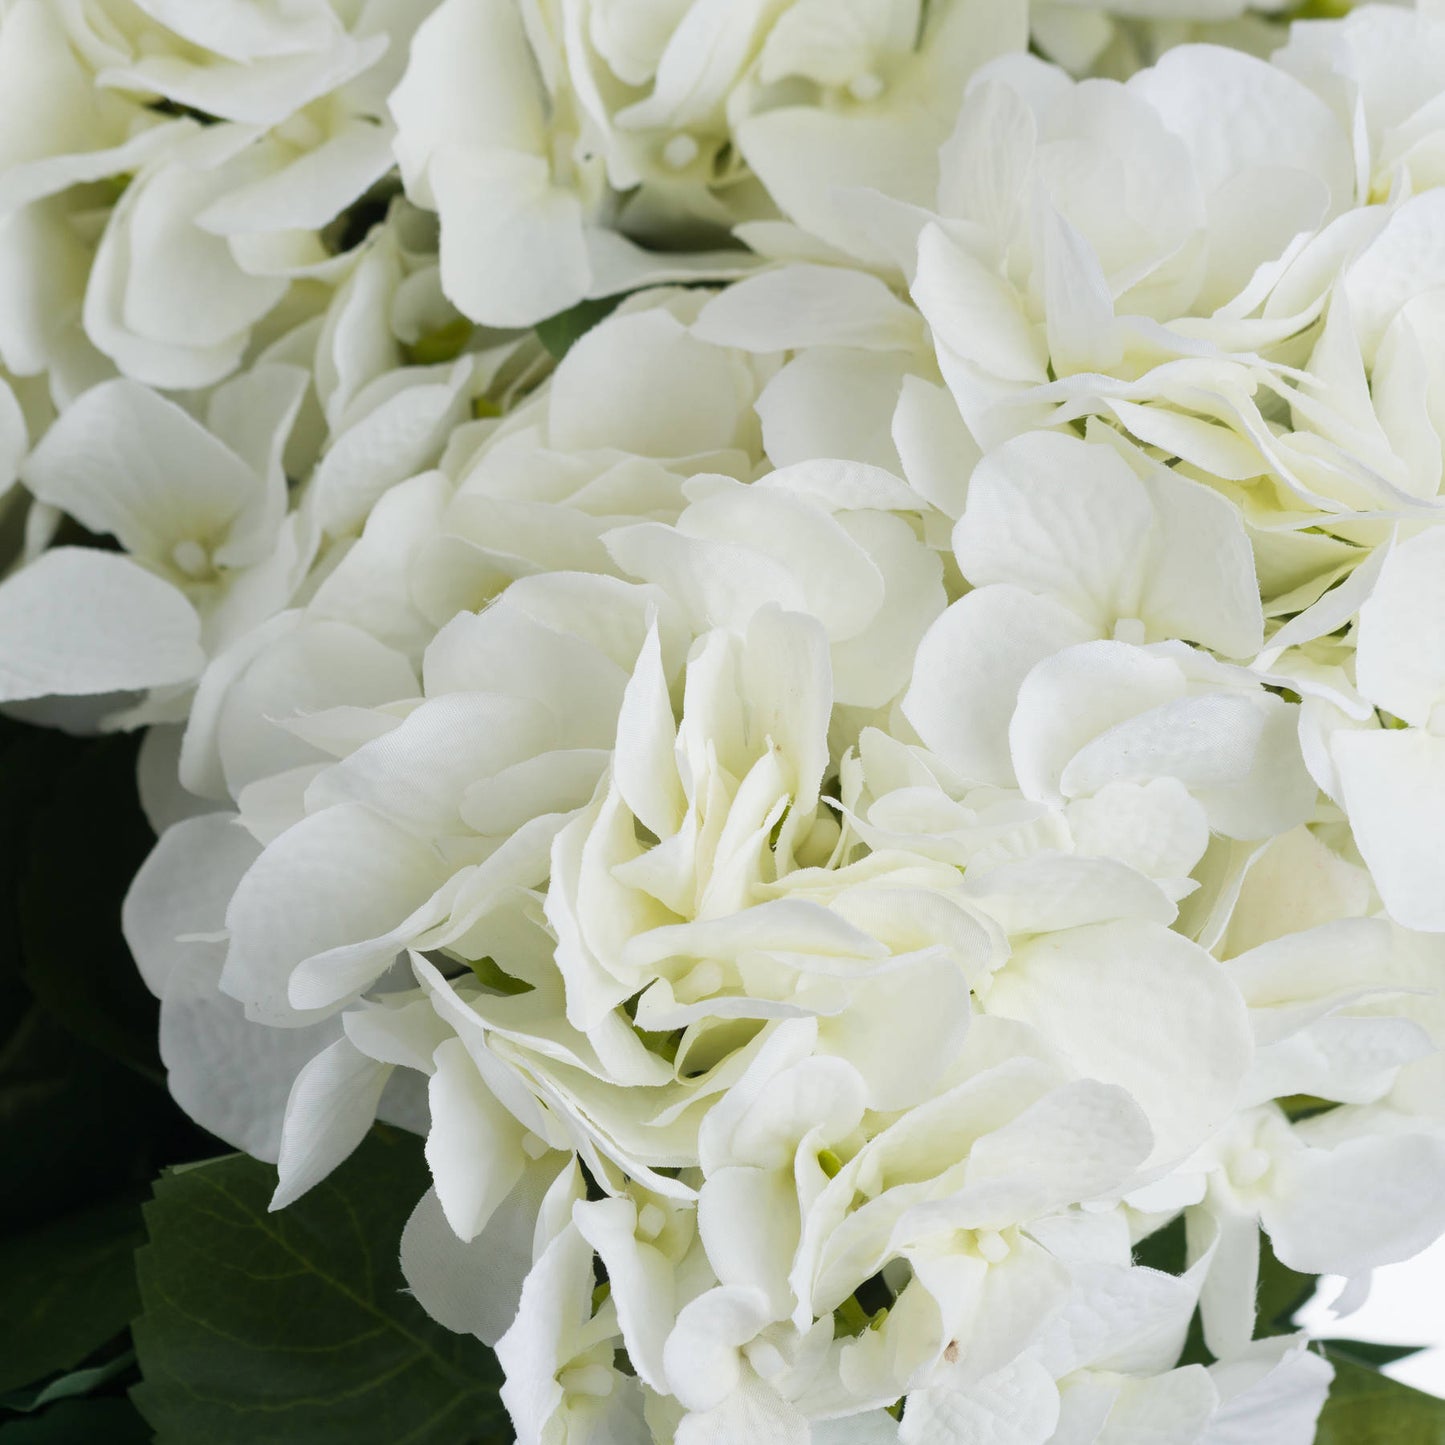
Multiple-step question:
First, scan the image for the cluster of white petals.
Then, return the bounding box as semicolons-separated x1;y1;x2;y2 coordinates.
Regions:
3;0;1445;1441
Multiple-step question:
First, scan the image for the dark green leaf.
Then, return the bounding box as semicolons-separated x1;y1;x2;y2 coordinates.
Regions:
17;731;162;1080
535;294;627;358
1256;1232;1316;1337
1324;1340;1428;1369
132;1129;510;1445
2;1352;137;1414
0;721;78;1047
1277;1094;1342;1123
0;1397;149;1443
0;1201;144;1396
0;718;220;1236
1132;1214;1186;1275
0;1007;173;1237
1317;1355;1445;1444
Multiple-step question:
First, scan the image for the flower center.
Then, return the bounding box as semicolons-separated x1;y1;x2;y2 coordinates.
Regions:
662;133;699;170
847;72;885;103
171;539;212;578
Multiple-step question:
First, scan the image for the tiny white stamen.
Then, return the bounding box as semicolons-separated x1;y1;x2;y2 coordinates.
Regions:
662;133;699;169
172;539;210;578
847;71;884;102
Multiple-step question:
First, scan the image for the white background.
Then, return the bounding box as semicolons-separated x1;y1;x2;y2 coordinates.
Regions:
1297;1235;1445;1396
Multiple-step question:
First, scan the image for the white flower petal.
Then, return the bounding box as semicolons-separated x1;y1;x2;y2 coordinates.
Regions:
222;803;450;1024
1353;526;1445;728
426;1036;528;1242
1264;1132;1445;1278
912;222;1047;386
987;921;1251;1167
400;1157;565;1346
902;586;1095;787
0;549;203;702
159;964;340;1163
1334;727;1445;932
692;264;923;353
123;812;259;997
1199;1336;1331;1445
271;1036;392;1210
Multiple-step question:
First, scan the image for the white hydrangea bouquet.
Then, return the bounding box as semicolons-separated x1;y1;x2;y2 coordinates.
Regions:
1;0;1443;1441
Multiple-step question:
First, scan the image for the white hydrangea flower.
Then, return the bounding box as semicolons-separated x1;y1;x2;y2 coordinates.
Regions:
1330;527;1445;929
0;0;428;396
0;368;309;708
6;1;1445;1439
911;40;1355;446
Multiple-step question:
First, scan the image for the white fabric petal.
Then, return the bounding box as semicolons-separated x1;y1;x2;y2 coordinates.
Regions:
954;432;1151;630
429;149;589;328
0;549;204;702
271;1036;392;1210
899;1355;1060;1445
159;965;340;1163
20;379;256;559
222;803;451;1024
891;374;982;520
573;1197;676;1391
1334;727;1445;932
1009;641;1184;806
123;812;260;997
663;1285;774;1413
426;1036;528;1242
902;586;1096;786
1264;1131;1445;1278
312;363;473;537
611;623;685;841
1129;44;1353;211
400;1156;565;1346
1198;1336;1331;1445
692;264;923;353
986;921;1251;1167
912;222;1047;385
549;308;756;458
1353;526;1445;728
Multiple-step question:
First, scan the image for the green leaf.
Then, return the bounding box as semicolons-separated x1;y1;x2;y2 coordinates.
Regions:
132;1129;510;1445
1256;1232;1316;1337
1276;1093;1341;1123
0;719;220;1237
0;1200;144;1396
1132;1214;1186;1275
0;1397;150;1443
2;1352;137;1414
0;1007;173;1237
16;731;162;1080
1317;1355;1445;1445
0;721;81;1049
1324;1340;1428;1369
535;294;626;359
